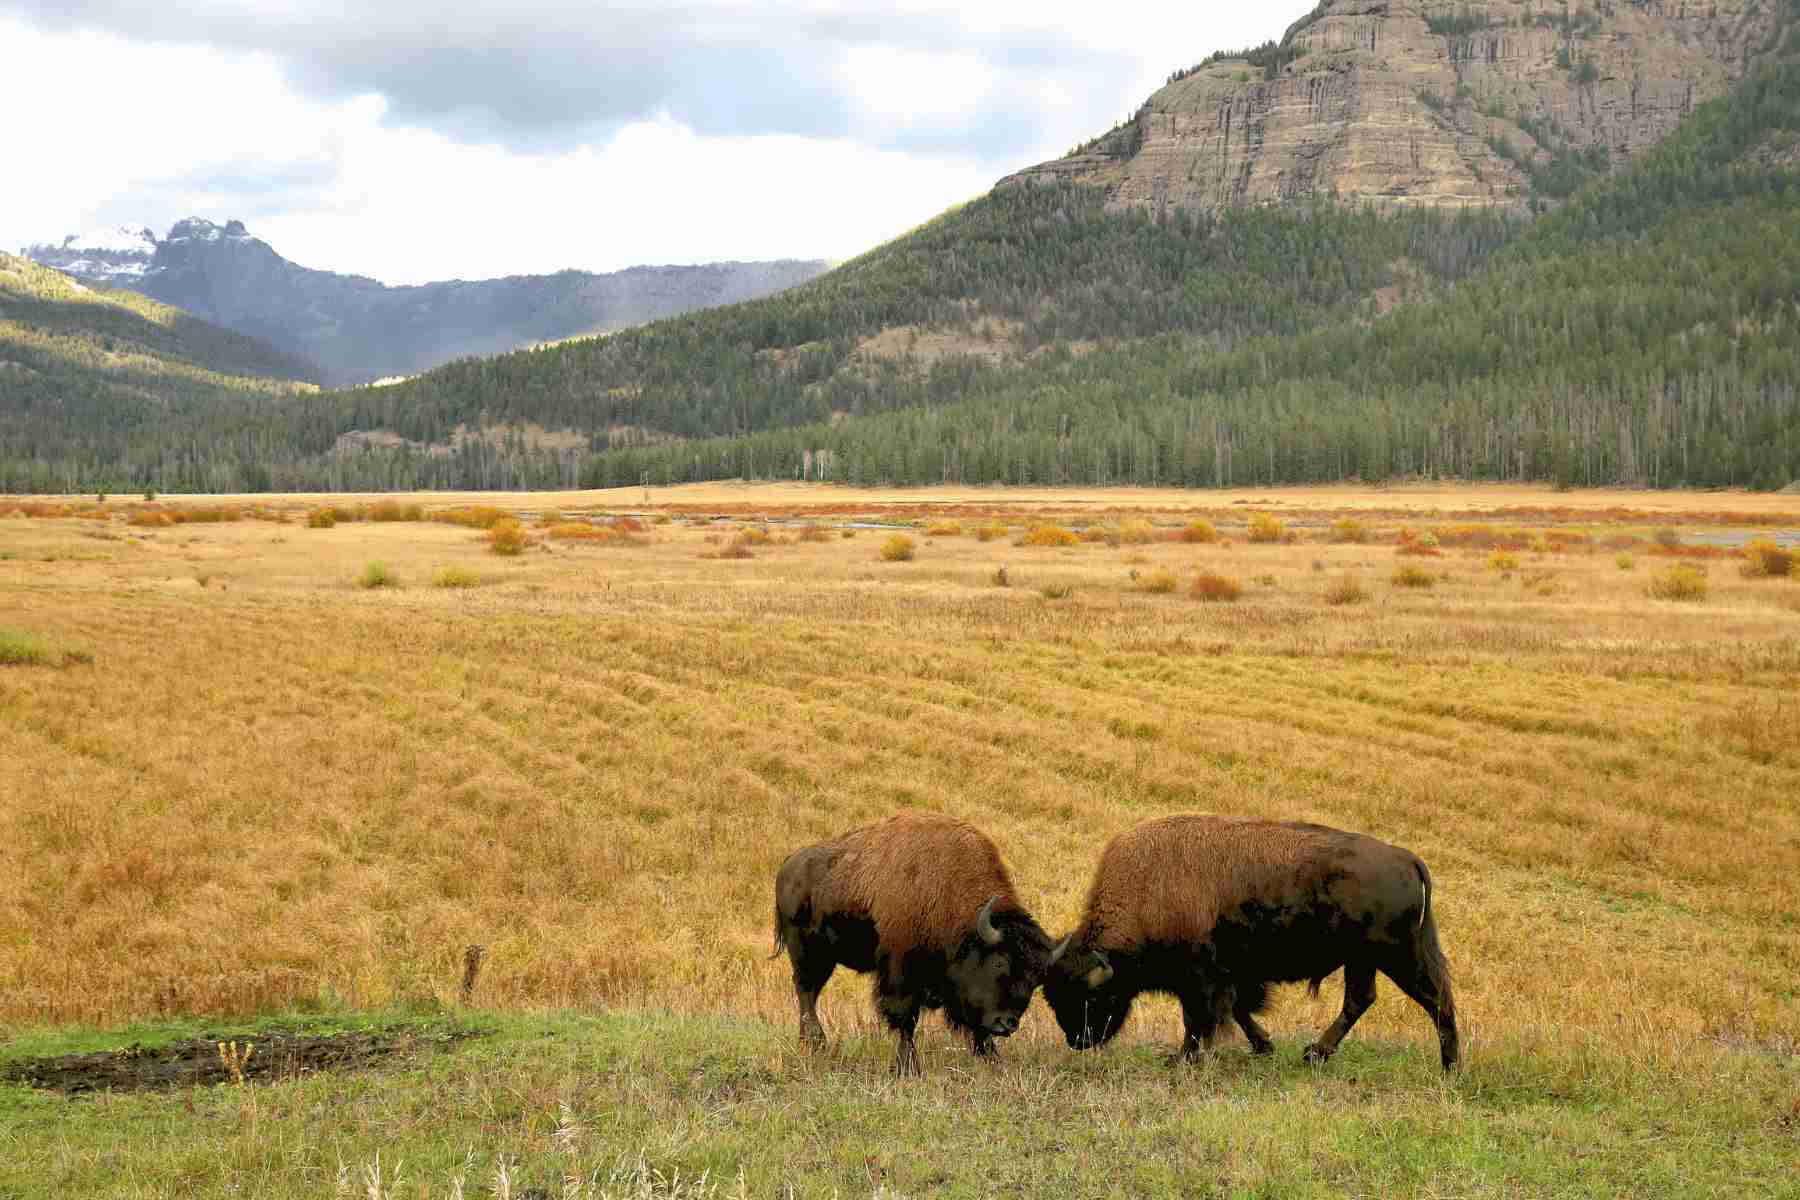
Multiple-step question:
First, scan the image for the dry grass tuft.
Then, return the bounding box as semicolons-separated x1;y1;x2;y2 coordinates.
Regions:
432;566;481;589
795;524;832;543
1330;517;1369;543
1616;552;1636;570
1322;575;1369;605
880;534;917;562
306;508;338;529
1392;564;1437;589
1488;550;1520;571
1646;564;1708;601
1190;570;1243;602
1118;518;1156;544
1245;513;1283;543
1133;568;1178;594
1740;539;1794;578
926;520;963;537
1022;525;1079;548
974;522;1008;543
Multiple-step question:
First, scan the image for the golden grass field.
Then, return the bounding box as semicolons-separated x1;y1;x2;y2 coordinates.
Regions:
2;483;1798;1073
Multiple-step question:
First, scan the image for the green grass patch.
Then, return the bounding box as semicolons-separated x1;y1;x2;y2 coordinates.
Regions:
2;1009;1795;1198
0;627;91;667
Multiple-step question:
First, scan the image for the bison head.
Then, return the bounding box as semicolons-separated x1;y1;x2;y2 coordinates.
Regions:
942;896;1054;1041
1041;940;1130;1050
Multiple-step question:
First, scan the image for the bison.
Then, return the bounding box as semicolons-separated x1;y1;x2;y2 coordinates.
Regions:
773;812;1058;1076
1042;814;1459;1070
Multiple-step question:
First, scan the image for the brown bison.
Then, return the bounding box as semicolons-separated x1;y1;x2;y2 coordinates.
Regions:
1042;815;1459;1070
773;812;1058;1076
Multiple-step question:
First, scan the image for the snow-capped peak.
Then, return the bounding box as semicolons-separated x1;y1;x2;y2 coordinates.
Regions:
62;225;156;255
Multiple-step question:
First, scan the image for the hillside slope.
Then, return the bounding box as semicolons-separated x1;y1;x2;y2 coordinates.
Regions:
0;253;317;492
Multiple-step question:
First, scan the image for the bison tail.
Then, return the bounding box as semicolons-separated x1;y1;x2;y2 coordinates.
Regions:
769;907;787;960
1415;860;1457;1024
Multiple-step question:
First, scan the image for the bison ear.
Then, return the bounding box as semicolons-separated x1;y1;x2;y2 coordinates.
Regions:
1084;951;1114;989
974;895;1004;946
1048;934;1073;966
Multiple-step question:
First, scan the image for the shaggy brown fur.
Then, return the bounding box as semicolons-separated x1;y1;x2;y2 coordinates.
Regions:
1045;814;1459;1071
802;813;1027;957
773;812;1053;1076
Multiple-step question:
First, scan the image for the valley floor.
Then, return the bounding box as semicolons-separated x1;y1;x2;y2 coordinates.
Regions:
2;484;1797;1196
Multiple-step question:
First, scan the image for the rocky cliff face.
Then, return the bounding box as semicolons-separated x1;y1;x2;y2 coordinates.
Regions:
25;219;829;386
1001;0;1788;213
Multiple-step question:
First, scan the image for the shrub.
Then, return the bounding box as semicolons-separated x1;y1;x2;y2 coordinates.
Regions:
1134;568;1178;594
1488;550;1519;571
1616;553;1636;571
796;524;832;542
715;542;755;560
435;506;512;530
1119;519;1156;544
0;628;53;666
1330;517;1369;543
535;508;565;526
880;534;916;562
433;565;481;588
1392;564;1437;589
1397;529;1442;556
487;519;529;556
736;525;774;546
1653;527;1682;549
1039;582;1073;600
1078;525;1114;545
367;499;410;522
1023;525;1079;548
926;520;963;537
128;511;172;528
548;522;609;541
1323;576;1368;605
1191;570;1243;602
1646;565;1707;601
306;508;337;529
974;523;1008;543
1180;520;1220;544
1740;539;1794;578
613;516;647;534
357;561;399;589
992;565;1011;587
1246;513;1282;543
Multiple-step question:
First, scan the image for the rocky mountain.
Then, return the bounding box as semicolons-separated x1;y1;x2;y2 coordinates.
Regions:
1001;0;1790;213
22;220;828;387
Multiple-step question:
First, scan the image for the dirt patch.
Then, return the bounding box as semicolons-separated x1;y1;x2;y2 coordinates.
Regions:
3;1027;482;1095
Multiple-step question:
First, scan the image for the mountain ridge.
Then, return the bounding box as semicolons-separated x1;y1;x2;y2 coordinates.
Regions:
24;218;829;387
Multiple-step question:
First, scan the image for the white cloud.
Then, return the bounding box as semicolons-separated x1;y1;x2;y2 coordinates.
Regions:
1;3;1316;285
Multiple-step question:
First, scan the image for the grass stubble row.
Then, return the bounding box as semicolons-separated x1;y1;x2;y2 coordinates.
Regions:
1;487;1797;1196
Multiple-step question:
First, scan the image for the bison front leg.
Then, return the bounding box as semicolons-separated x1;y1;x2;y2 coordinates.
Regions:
1233;1003;1275;1056
1304;963;1376;1066
876;981;924;1077
1174;988;1229;1065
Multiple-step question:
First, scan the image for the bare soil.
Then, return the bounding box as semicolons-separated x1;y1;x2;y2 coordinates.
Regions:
3;1027;481;1095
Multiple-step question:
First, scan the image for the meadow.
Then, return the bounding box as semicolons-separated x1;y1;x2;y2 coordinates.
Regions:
1;483;1797;1198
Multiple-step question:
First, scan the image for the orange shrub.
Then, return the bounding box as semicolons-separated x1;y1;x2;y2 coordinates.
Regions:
1190;570;1242;602
487;519;529;556
974;523;1009;543
1023;525;1079;548
1740;539;1794;578
796;524;832;543
435;506;512;530
927;520;963;537
1180;520;1220;544
127;511;172;528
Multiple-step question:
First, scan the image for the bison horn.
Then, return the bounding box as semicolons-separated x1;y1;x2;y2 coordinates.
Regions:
974;895;1004;946
1085;951;1114;989
1048;935;1073;965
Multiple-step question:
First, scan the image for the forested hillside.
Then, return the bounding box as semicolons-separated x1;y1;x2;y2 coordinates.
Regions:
3;17;1799;493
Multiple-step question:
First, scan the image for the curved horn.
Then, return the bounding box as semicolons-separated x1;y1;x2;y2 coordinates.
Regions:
1085;951;1114;989
974;895;1004;946
1048;934;1073;966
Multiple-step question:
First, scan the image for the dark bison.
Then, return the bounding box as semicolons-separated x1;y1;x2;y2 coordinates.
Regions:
1043;814;1459;1070
773;812;1058;1076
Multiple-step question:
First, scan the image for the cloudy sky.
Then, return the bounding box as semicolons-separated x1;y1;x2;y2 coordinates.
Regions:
2;1;1312;285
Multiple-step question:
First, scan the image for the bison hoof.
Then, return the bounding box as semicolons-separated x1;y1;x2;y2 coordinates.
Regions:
1301;1044;1333;1066
1249;1041;1275;1057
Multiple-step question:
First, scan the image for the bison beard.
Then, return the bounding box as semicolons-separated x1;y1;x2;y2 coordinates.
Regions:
772;813;1057;1077
1043;815;1460;1071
